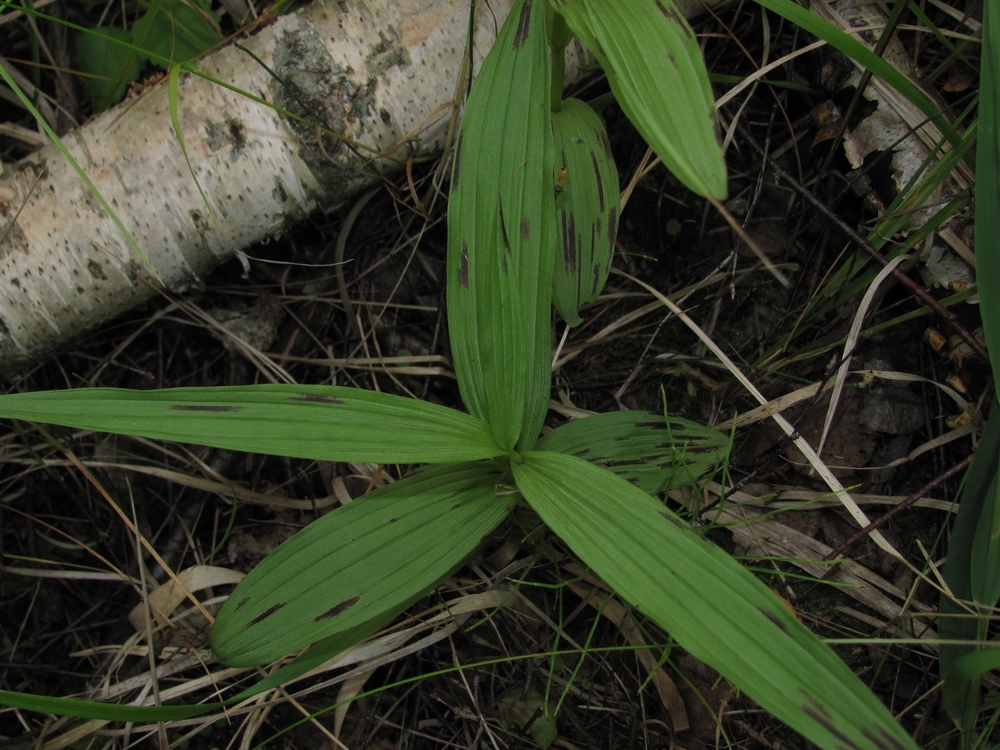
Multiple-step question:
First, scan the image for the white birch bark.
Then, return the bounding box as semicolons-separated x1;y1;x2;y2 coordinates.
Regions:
0;0;716;372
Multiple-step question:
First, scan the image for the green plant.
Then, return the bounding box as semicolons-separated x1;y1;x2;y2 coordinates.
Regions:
75;0;221;111
0;1;920;748
939;2;1000;744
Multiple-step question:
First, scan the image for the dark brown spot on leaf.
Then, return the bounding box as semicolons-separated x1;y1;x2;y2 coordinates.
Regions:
234;596;251;611
314;595;360;621
513;0;533;49
498;197;512;263
658;510;686;528
800;691;864;748
760;607;789;634
288;393;346;404
452;132;464;189
862;727;910;750
591;151;605;211
598;129;613;161
608;207;618;246
521;217;531;242
170;404;240;412
655;0;692;39
249;602;285;626
572;448;591;457
606;458;646;467
563;213;577;273
634;420;666;429
459;243;470;287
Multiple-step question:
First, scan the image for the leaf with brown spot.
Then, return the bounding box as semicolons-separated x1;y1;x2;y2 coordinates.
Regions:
211;462;511;667
446;0;554;451
550;98;619;326
0;385;502;465
514;452;918;750
536;409;728;493
553;0;726;198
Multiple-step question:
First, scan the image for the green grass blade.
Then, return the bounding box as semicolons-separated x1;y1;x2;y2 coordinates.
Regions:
550;98;620;325
0;690;220;721
75;25;145;110
551;0;726;199
169;64;222;238
131;0;220;64
535;410;728;492
447;0;555;451
0;43;161;281
513;452;918;750
212;461;513;666
939;0;1000;715
0;385;502;464
977;1;1000;391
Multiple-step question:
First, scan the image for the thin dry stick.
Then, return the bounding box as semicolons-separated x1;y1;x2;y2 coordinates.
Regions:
336;186;382;339
823;453;972;562
737;122;988;364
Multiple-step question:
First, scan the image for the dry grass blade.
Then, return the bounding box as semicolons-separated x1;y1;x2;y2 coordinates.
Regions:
614;268;899;558
816;256;907;458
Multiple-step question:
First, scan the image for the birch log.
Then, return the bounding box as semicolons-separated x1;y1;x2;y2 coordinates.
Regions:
0;0;716;373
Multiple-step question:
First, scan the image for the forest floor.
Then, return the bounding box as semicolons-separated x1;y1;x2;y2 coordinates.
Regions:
0;0;988;748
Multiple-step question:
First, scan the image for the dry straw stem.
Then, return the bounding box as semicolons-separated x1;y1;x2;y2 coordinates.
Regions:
695;483;938;649
810;0;974;189
564;571;689;731
815;256;906;459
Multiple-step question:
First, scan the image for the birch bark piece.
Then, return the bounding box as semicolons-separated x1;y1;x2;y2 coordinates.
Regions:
0;0;719;373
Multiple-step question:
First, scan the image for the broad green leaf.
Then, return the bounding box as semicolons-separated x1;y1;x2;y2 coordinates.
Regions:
513;452;918;750
535;410;727;492
75;26;144;111
212;461;513;666
941;3;1000;728
448;0;555;451
132;0;220;65
940;402;1000;730
551;0;726;199
978;2;1000;395
0;385;502;464
550;98;620;325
